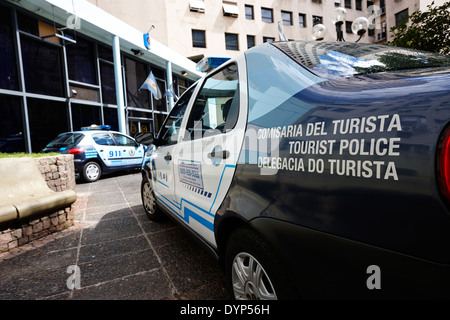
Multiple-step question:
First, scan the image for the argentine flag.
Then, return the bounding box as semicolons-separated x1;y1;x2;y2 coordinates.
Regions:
140;71;162;100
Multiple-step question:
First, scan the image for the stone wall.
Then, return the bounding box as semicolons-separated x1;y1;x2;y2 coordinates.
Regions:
35;155;77;192
0;155;76;253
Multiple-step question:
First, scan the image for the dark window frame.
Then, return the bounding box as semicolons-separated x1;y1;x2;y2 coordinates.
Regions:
261;7;273;23
245;5;254;20
281;11;293;26
225;32;239;51
192;29;206;48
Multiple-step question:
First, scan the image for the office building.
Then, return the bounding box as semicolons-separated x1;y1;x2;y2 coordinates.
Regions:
0;0;201;154
89;0;380;60
374;0;447;43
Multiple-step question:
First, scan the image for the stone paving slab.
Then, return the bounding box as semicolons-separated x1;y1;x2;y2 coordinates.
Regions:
0;172;231;300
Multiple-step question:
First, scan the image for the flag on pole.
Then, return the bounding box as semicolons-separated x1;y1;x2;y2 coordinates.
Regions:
140;71;162;100
143;33;151;50
164;81;178;101
278;21;288;41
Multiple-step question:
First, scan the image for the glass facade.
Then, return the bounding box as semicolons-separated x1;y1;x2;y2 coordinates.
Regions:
0;3;194;153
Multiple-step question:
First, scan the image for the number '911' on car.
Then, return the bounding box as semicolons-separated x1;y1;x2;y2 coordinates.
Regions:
136;41;450;299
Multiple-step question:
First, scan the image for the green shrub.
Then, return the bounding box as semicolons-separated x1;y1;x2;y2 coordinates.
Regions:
0;152;60;159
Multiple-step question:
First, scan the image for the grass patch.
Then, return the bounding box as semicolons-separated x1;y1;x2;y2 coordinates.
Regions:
0;152;60;159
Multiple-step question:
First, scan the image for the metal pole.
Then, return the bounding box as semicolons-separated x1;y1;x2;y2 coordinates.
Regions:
166;61;174;111
12;8;32;153
112;35;127;133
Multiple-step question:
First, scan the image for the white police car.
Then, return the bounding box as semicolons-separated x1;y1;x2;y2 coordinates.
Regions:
136;42;450;299
43;125;145;182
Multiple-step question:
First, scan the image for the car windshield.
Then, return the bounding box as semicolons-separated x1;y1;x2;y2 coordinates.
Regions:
46;133;84;148
272;41;450;79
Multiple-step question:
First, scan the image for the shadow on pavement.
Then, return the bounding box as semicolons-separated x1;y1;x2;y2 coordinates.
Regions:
0;173;231;300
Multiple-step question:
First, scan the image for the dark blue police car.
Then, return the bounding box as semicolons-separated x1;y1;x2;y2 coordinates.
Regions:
43;125;145;182
135;41;450;299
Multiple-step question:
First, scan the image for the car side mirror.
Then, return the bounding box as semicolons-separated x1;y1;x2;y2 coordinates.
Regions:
134;132;154;146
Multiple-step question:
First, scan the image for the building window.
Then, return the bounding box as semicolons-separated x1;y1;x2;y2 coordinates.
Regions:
98;44;113;62
0;95;24;153
71;104;101;131
281;11;293;26
0;6;18;91
20;36;64;97
346;21;353;33
299;13;307;27
27;98;68;152
69;84;100;102
335;0;341;7
263;36;275;43
356;0;362;10
225;33;239;51
17;11;39;36
192;29;206;48
345;0;351;9
312;16;322;26
125;57;149;109
103;106;119;131
247;35;255;48
66;36;96;85
245;5;254;20
261;8;273;23
100;60;116;104
395;8;409;26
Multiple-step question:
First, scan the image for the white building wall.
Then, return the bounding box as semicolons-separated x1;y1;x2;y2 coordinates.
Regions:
88;0;379;59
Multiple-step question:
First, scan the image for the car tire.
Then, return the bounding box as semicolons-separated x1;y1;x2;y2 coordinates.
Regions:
82;161;102;182
141;177;164;221
225;227;296;300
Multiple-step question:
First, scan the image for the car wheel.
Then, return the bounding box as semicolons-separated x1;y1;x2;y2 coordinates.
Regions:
226;227;295;300
82;161;101;182
141;177;164;221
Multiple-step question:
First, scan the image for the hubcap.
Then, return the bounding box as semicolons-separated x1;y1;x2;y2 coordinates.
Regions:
231;252;277;300
86;164;99;180
142;181;156;215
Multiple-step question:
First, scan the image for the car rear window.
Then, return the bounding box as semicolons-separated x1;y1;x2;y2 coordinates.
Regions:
46;133;84;148
272;41;450;79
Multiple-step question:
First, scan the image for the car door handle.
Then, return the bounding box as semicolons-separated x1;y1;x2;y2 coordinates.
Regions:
164;154;172;161
207;150;230;159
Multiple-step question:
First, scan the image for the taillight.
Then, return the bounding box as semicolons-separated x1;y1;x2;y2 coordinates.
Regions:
437;127;450;204
68;147;86;155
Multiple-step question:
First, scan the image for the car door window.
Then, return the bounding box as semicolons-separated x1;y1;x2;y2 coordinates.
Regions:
92;132;115;145
158;85;196;146
111;133;136;146
186;63;239;140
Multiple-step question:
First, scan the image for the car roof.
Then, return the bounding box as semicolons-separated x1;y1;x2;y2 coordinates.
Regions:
269;40;450;80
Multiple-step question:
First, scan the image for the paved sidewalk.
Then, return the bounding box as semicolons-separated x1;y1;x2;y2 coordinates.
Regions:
0;172;231;300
